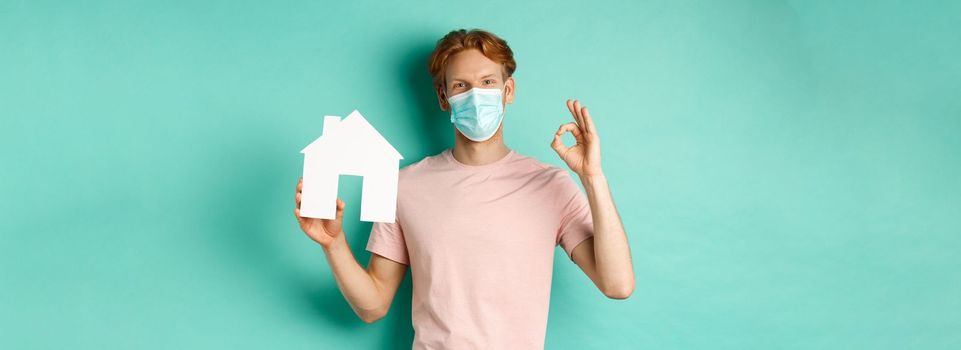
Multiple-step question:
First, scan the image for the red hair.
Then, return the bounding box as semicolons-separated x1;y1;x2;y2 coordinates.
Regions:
427;29;517;91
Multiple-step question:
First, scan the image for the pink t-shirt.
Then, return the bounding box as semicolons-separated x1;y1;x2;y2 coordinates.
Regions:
365;148;594;349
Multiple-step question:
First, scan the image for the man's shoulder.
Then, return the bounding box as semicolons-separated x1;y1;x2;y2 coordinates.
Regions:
398;149;447;178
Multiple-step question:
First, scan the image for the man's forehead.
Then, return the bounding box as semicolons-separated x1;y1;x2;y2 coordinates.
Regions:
445;50;505;80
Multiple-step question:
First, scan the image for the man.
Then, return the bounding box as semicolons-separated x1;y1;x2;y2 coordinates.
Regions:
294;28;634;349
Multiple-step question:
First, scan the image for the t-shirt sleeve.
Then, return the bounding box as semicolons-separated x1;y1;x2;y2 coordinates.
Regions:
366;219;410;265
555;170;595;262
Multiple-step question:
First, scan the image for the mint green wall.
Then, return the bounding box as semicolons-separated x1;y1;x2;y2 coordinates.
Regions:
2;1;959;349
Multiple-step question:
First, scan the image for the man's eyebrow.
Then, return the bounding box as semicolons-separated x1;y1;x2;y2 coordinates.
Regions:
449;73;499;82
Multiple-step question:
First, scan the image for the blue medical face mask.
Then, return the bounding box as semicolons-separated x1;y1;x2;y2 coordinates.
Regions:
447;87;505;142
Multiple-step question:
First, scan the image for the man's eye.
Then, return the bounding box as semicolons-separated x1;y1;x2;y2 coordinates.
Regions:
454;82;465;88
484;79;494;85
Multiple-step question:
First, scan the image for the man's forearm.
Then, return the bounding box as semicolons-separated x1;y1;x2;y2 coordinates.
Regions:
579;173;635;295
321;234;385;322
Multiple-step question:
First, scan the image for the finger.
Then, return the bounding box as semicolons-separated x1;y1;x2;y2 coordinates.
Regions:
297;177;303;193
581;106;597;136
573;100;585;131
560;122;584;145
558;122;583;140
566;99;580;126
294;207;304;223
551;132;569;156
296;192;301;206
551;123;580;154
335;198;345;221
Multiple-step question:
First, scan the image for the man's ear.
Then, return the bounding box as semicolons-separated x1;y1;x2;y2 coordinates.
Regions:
505;76;515;104
435;84;449;112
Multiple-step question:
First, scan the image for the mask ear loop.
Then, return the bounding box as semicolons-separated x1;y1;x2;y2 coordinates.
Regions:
439;81;449;112
441;81;456;123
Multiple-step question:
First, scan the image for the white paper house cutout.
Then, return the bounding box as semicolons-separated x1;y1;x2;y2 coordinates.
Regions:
299;110;403;223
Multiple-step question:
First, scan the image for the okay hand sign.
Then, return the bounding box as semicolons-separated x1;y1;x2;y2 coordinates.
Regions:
551;99;603;177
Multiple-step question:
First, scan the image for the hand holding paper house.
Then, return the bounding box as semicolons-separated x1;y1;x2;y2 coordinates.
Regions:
299;110;403;223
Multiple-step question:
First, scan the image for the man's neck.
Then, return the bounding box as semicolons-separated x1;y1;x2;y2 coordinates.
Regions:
451;131;511;166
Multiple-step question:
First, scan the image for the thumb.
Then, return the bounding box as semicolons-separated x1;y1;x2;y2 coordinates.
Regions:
551;123;575;156
335;198;345;221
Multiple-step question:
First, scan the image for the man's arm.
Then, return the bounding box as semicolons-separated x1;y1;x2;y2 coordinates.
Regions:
552;99;635;300
295;178;408;323
321;235;408;323
571;174;634;299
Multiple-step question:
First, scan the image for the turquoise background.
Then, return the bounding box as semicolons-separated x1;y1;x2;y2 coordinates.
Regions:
2;0;959;348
